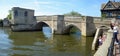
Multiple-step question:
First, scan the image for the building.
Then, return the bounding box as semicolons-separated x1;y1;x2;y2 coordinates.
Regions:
10;7;37;31
3;18;10;27
101;0;120;18
11;7;36;25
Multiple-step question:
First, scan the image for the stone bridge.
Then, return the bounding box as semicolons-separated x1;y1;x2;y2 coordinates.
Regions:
35;15;111;36
10;7;111;36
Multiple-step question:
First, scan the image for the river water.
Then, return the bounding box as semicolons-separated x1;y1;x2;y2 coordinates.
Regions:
0;27;93;56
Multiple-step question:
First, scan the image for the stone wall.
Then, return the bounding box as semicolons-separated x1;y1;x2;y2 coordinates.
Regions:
35;15;65;34
63;16;96;36
93;17;111;28
54;15;65;34
11;7;35;24
10;7;113;36
11;7;36;31
3;18;10;27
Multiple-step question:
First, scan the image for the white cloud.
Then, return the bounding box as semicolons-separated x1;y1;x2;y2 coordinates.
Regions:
33;0;73;15
0;0;102;19
33;0;74;7
0;5;13;19
32;0;76;16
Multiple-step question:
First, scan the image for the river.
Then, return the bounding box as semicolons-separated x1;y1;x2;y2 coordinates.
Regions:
0;27;93;56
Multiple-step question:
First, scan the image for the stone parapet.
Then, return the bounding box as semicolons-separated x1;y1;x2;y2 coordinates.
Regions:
94;30;113;56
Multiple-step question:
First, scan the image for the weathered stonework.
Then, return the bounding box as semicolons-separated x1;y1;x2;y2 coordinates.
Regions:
3;18;10;27
81;16;96;36
11;7;36;31
10;7;112;36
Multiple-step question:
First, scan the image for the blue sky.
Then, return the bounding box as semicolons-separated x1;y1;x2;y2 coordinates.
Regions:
0;0;109;19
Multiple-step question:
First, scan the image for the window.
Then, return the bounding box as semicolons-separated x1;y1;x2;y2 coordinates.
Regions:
107;4;112;8
108;12;112;17
117;16;120;19
14;10;18;16
24;11;28;17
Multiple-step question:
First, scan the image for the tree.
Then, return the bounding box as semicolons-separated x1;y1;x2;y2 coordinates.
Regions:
0;19;3;22
64;11;81;17
101;13;106;21
0;19;3;26
7;10;12;20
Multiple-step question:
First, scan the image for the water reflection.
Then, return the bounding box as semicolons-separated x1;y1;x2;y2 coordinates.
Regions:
0;27;93;56
0;28;13;56
42;27;52;38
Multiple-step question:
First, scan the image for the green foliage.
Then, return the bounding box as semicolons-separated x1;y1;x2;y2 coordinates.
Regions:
7;10;12;20
64;11;81;16
102;13;106;18
0;19;3;24
0;19;2;21
101;13;106;21
7;14;12;19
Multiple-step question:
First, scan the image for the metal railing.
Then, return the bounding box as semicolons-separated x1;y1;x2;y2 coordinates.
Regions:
107;37;115;56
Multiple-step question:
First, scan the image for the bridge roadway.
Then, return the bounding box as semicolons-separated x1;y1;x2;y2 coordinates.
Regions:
94;29;120;56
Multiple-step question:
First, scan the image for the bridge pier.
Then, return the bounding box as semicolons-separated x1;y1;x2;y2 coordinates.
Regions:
81;16;96;36
52;16;96;36
52;15;65;34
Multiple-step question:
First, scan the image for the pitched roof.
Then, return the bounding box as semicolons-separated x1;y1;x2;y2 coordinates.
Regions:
101;1;120;10
112;2;120;8
101;3;106;9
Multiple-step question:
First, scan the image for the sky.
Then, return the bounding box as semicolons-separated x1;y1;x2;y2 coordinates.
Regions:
0;0;110;19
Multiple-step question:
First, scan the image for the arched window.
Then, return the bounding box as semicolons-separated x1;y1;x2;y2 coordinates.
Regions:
14;10;18;16
24;11;28;17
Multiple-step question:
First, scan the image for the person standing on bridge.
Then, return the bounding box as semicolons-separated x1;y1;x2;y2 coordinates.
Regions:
113;23;119;44
98;36;103;46
110;18;116;30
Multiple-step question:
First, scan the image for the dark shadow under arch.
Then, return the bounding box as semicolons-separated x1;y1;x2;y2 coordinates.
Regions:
99;25;109;29
35;22;51;31
63;24;81;34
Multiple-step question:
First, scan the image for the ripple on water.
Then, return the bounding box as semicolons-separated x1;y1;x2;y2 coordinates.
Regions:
0;29;13;56
0;27;93;56
0;30;13;49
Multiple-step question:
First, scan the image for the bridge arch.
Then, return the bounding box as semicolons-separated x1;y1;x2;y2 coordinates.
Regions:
35;21;52;31
63;24;81;34
98;25;110;29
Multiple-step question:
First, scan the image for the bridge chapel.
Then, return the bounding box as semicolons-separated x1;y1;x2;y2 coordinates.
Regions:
101;0;120;18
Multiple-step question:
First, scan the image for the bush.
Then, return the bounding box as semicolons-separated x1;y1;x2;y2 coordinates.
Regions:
64;11;81;17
